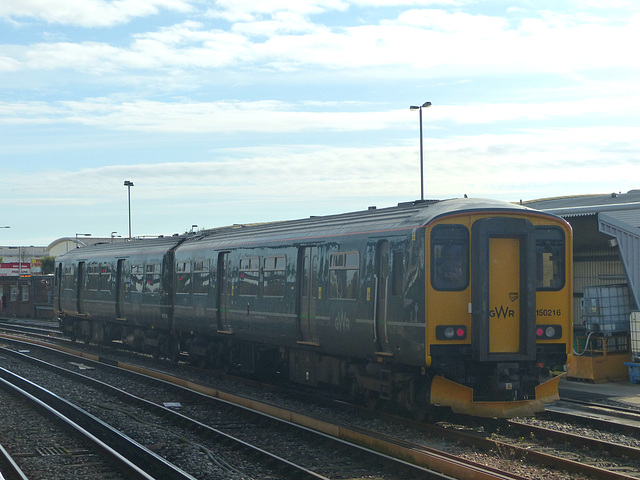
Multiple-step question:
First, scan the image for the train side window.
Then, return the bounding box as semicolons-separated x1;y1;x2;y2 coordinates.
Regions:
64;265;75;290
176;261;191;294
431;225;469;291
87;264;99;291
193;260;210;294
100;264;112;292
145;263;161;294
535;227;565;291
263;255;286;297
329;252;359;300
130;264;144;293
391;251;404;296
238;256;259;296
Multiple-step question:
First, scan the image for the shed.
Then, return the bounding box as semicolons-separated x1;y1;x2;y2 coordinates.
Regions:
523;190;640;330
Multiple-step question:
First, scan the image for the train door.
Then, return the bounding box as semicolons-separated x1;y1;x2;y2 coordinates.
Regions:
115;259;125;319
55;262;63;312
76;261;85;315
471;218;536;362
374;240;391;352
217;252;231;332
298;246;318;345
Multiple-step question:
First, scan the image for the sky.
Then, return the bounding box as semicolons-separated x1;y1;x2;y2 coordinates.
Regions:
1;0;639;247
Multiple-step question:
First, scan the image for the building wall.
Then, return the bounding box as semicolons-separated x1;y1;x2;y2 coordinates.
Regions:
0;275;54;320
572;248;629;329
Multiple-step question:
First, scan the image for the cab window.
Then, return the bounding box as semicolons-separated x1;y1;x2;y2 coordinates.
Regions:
431;225;469;291
535;227;565;291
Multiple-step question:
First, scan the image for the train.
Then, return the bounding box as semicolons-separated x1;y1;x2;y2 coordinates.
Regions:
54;197;573;418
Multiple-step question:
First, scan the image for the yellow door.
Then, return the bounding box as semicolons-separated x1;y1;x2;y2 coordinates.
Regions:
489;237;521;353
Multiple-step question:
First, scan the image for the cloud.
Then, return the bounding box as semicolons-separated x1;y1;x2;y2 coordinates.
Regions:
2;123;639;245
4;125;639;207
206;0;349;22
0;0;194;27
0;54;20;71
2;96;639;134
2;6;638;77
0;98;411;132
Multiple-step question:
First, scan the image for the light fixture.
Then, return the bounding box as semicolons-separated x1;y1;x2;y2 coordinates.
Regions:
124;180;134;239
409;101;432;201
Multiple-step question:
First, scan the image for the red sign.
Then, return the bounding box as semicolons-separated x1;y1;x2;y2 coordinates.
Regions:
0;263;32;276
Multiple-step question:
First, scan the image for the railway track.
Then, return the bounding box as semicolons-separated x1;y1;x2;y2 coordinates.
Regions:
0;367;159;480
2;327;640;479
0;337;485;480
0;319;62;337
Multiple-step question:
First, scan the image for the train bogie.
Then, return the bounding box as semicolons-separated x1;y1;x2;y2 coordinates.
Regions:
55;198;572;418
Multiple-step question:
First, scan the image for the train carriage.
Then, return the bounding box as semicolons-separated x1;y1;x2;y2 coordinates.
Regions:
56;197;572;418
56;236;186;349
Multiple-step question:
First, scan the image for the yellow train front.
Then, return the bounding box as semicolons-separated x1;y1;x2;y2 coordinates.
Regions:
425;202;572;417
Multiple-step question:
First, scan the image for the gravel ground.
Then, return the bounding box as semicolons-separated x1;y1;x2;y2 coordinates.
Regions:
5;336;640;480
0;376;132;480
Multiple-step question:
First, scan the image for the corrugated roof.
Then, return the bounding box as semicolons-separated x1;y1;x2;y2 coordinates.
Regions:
598;214;640;309
523;189;640;215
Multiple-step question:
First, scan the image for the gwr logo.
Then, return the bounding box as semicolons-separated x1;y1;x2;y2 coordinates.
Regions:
490;305;515;318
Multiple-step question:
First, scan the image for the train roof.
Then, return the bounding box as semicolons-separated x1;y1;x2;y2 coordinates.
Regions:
57;235;187;261
178;197;556;249
58;197;563;261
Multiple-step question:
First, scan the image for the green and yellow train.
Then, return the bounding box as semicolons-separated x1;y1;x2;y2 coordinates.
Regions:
55;197;573;418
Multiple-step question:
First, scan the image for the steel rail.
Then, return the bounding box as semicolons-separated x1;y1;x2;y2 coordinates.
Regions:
1;345;457;480
508;418;640;460
0;337;549;480
7;331;638;479
0;442;29;480
413;420;639;480
0;366;194;480
3;331;639;480
545;400;640;435
0;319;62;337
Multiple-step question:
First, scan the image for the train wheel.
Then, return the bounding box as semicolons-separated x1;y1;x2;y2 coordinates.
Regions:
364;390;379;411
166;335;181;363
411;406;428;422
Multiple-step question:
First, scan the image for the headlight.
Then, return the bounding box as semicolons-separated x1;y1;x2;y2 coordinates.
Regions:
536;324;562;339
436;325;467;340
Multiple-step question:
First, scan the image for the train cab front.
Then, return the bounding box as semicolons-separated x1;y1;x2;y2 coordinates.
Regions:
426;211;572;418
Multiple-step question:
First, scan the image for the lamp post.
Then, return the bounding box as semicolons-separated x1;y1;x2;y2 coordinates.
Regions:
409;101;432;201
75;233;91;248
124;180;134;239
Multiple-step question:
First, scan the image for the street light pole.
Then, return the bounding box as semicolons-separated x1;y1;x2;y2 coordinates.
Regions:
124;180;134;239
409;101;432;201
75;233;91;248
